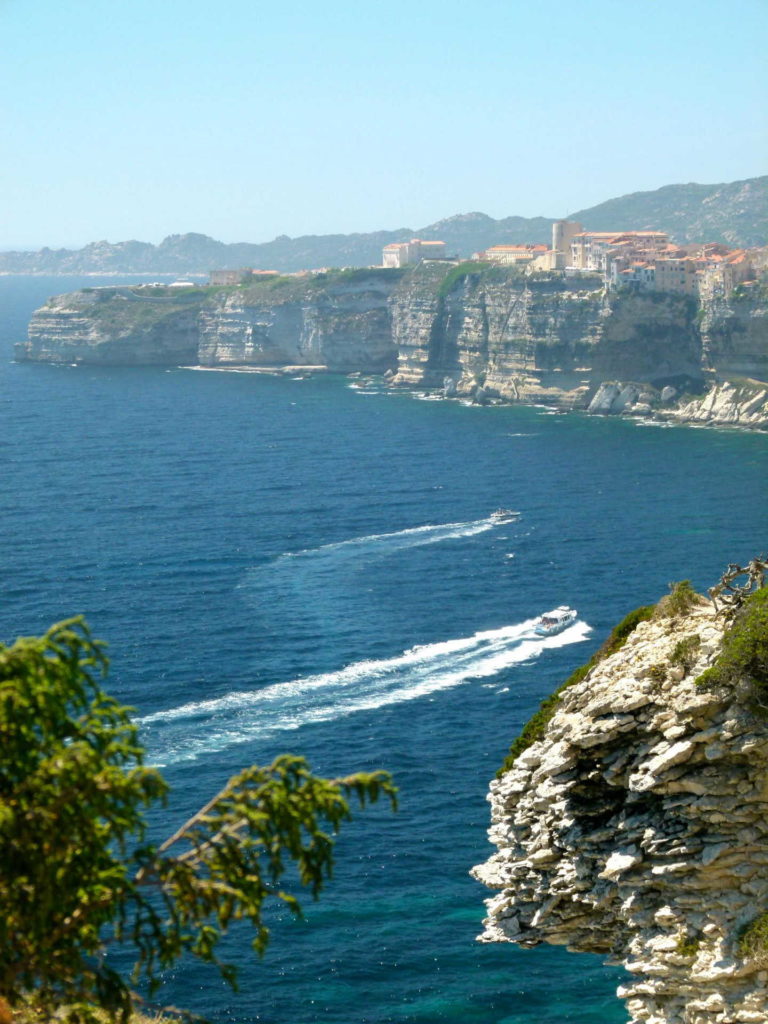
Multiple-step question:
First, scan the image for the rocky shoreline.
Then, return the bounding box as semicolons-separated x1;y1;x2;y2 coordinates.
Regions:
14;264;768;429
473;585;768;1024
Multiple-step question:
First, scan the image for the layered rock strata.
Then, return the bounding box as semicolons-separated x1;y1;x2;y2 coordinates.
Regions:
16;268;768;427
197;273;398;371
701;290;768;384
390;265;607;402
20;288;200;365
473;600;768;1024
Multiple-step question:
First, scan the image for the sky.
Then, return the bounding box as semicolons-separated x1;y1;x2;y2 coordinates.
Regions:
1;0;766;249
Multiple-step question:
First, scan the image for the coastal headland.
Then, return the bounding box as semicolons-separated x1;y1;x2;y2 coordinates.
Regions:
16;261;768;429
474;572;768;1024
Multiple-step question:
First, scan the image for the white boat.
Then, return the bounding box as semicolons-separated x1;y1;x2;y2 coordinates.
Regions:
490;508;519;522
534;606;577;636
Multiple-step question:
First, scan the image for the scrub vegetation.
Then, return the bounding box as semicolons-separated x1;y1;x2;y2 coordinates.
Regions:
437;261;491;297
738;910;768;967
653;580;702;620
696;586;768;699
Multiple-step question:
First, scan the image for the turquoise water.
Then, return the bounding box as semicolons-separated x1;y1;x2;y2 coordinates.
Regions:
1;276;766;1023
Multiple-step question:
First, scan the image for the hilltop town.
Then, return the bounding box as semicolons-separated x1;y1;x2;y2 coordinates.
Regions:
208;216;762;302
380;221;759;299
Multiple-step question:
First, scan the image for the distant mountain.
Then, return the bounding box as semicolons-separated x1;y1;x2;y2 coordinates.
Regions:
1;176;764;275
416;211;553;252
570;176;768;247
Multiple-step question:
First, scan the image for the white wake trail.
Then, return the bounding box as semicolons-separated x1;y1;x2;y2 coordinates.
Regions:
141;618;590;764
275;516;508;562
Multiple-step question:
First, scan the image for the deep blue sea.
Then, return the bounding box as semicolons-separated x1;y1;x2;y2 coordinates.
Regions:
2;275;766;1023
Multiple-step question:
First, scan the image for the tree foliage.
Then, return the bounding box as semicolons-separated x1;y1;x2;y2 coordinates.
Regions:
696;586;768;698
0;619;396;1022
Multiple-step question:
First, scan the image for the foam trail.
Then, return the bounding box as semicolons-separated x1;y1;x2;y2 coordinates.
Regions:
141;618;590;764
252;514;518;575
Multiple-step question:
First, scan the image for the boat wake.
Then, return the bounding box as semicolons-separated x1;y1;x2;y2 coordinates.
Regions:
244;513;521;585
140;617;590;764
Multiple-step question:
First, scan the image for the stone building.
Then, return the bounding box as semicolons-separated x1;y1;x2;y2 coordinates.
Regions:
551;220;583;268
569;231;669;274
473;244;549;266
382;239;447;267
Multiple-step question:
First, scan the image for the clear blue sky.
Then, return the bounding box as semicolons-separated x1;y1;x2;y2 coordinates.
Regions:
1;0;765;248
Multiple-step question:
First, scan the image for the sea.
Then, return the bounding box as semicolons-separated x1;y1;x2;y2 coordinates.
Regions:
1;275;766;1024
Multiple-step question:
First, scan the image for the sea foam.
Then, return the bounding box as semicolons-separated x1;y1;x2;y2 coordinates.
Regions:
141;617;590;764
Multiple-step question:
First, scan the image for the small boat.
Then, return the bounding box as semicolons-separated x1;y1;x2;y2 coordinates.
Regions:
534;606;577;636
490;508;519;522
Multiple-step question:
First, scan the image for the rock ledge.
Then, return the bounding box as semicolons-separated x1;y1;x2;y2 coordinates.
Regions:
473;601;768;1024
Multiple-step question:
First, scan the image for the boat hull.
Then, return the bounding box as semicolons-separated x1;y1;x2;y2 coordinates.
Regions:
533;608;577;637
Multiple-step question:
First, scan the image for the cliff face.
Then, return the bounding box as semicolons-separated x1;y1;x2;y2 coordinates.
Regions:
473;597;768;1024
16;268;768;427
390;267;701;405
20;288;200;365
391;265;605;398
197;273;397;371
700;290;768;382
644;287;768;427
17;273;401;372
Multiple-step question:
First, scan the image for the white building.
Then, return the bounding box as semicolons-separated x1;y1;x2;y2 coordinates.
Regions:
382;239;447;267
569;232;668;274
473;244;549;266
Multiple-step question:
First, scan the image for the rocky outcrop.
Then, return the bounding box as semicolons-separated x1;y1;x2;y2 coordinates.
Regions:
18;288;200;365
588;382;655;416
661;381;768;428
473;596;768;1024
197;273;398;371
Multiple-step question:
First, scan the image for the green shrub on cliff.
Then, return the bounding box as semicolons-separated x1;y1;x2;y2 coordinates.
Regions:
437;261;491;297
0;619;396;1023
738;910;768;967
653;580;701;620
670;634;701;670
696;586;768;699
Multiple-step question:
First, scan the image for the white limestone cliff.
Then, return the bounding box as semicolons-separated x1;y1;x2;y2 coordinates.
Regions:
662;382;768;428
473;598;768;1024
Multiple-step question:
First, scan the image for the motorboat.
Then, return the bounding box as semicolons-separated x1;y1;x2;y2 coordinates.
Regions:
534;606;577;636
490;508;519;522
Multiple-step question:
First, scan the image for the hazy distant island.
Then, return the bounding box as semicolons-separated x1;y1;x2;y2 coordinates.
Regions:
2;175;766;276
